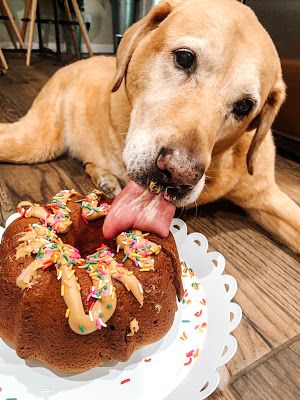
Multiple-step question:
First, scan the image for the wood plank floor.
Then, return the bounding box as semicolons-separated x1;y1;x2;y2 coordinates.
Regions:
0;52;299;399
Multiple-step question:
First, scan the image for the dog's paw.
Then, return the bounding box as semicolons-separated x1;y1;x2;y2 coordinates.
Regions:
85;163;122;199
98;174;122;199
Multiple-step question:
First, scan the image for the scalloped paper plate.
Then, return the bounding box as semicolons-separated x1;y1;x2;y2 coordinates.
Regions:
0;215;242;400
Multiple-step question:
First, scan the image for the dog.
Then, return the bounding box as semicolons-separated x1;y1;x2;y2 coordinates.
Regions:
0;0;299;253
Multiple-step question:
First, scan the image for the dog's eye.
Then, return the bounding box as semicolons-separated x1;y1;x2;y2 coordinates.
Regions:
174;50;195;70
233;99;255;119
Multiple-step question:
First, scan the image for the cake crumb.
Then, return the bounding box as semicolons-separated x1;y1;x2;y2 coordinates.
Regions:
127;318;139;336
155;304;162;313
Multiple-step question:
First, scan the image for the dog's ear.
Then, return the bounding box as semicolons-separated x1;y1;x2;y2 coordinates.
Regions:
246;79;286;175
111;1;173;92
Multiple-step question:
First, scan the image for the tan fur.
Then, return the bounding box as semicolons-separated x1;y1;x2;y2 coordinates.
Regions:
0;0;299;253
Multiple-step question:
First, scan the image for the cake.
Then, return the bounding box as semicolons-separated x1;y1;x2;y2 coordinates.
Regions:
0;189;183;372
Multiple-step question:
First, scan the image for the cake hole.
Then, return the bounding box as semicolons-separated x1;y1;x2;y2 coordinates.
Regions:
17;262;24;268
124;328;130;343
109;324;116;331
153;320;158;325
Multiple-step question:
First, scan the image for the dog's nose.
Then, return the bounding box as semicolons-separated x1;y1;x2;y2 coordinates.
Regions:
155;147;204;187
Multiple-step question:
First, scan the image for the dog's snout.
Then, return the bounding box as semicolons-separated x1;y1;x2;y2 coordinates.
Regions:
155;147;204;187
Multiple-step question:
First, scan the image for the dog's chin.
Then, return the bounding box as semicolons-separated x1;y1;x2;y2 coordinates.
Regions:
173;175;205;207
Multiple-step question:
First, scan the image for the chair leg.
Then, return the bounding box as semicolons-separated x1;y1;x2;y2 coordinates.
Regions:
63;0;80;59
26;0;37;66
0;2;17;49
70;0;93;57
51;0;61;64
21;0;32;41
2;0;25;48
0;47;8;70
36;1;44;50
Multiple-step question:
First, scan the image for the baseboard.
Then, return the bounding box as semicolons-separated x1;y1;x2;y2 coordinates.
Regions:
0;41;114;54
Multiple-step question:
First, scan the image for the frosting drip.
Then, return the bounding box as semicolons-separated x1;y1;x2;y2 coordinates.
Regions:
116;230;161;270
127;318;139;337
17;189;77;233
15;228;143;334
76;190;111;221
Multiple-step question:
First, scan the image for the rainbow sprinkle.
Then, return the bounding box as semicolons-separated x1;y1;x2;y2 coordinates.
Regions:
116;231;161;270
120;378;131;385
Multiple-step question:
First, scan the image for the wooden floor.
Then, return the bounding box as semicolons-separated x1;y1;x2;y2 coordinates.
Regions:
0;52;299;399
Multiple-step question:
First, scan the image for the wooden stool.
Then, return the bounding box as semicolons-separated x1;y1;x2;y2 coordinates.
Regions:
23;0;93;66
63;0;80;59
0;0;25;49
0;47;8;71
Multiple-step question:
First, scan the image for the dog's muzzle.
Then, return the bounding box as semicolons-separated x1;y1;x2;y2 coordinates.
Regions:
149;147;204;200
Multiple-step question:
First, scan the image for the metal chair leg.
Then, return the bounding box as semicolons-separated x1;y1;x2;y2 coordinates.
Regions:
52;0;61;64
63;0;80;59
36;1;45;50
70;0;93;57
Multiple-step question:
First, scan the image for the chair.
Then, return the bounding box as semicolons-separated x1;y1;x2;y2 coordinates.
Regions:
0;0;25;49
22;0;93;66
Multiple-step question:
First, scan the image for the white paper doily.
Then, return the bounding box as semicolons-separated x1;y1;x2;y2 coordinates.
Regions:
0;214;242;400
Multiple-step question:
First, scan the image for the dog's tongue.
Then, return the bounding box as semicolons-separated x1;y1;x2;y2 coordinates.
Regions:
103;180;175;239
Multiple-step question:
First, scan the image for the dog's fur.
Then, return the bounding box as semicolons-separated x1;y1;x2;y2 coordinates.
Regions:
0;0;299;253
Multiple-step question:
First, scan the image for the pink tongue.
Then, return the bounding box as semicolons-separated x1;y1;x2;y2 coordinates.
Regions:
103;180;176;239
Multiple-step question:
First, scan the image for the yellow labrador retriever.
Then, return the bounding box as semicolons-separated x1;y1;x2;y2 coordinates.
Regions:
0;0;299;252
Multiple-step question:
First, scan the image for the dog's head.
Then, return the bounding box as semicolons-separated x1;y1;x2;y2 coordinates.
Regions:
112;0;285;206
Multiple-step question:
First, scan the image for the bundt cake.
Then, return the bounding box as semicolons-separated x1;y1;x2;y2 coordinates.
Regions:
0;189;183;372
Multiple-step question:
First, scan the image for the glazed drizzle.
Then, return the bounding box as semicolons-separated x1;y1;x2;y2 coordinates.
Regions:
17;189;77;233
14;190;161;335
